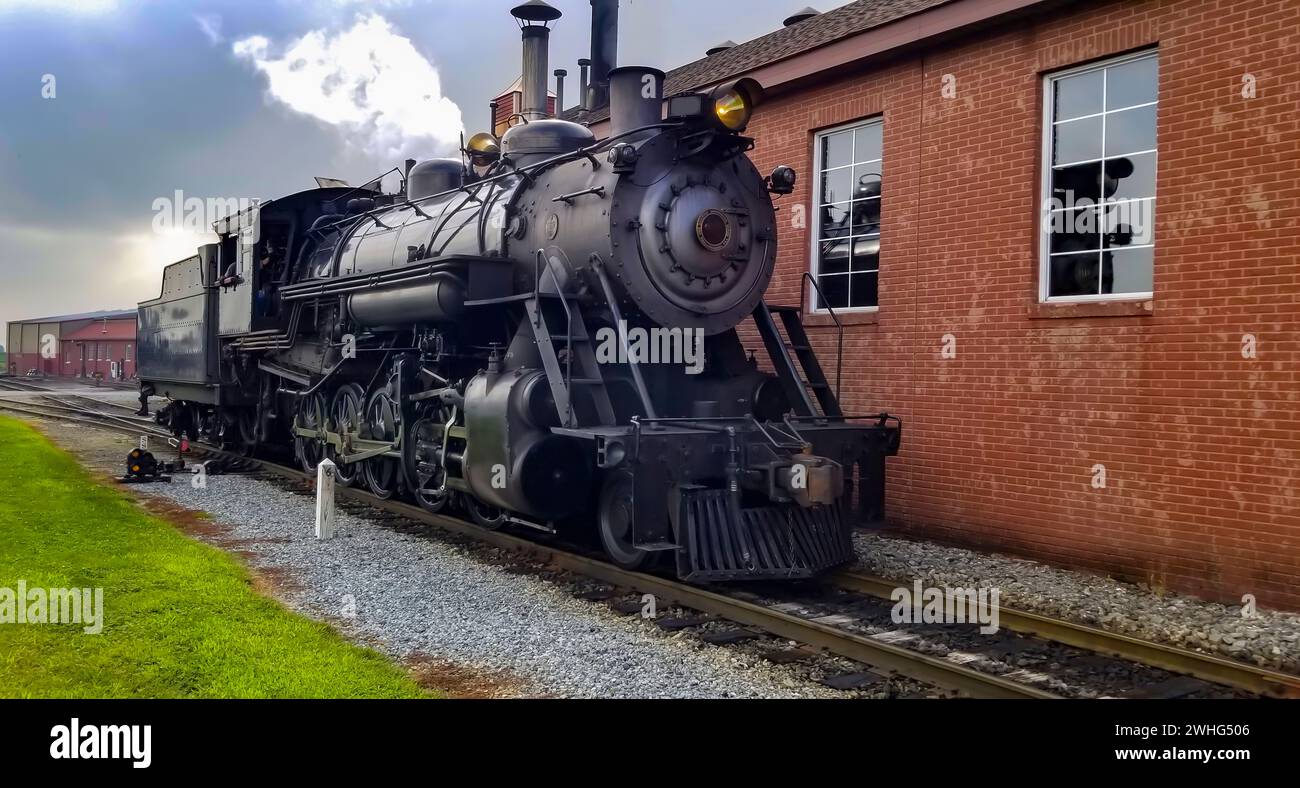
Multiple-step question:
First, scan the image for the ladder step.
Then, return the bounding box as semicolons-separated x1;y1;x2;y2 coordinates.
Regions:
804;382;830;390
786;343;811;352
768;304;801;314
570;378;603;385
636;541;681;552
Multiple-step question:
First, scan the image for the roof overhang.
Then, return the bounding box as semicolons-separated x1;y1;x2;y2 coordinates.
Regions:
738;0;1054;97
583;0;1055;136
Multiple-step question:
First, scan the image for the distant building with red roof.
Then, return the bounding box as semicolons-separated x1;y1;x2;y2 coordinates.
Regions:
4;309;137;380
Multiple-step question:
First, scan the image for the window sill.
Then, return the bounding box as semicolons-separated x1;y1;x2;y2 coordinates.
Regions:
803;310;879;327
1027;299;1154;319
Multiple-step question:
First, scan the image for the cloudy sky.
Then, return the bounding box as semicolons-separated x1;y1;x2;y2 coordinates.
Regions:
0;0;851;333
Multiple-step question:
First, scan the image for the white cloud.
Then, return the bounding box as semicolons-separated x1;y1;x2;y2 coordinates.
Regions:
194;13;223;45
232;13;463;161
0;0;117;13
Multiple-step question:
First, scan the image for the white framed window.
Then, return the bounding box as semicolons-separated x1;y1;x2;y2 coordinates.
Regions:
1040;50;1157;302
811;118;882;311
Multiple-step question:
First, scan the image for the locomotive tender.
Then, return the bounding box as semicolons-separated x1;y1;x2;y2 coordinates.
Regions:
137;0;900;582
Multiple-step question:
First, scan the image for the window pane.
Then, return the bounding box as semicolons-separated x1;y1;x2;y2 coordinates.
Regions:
1054;69;1104;121
1049;252;1102;297
851;272;879;308
820;202;850;239
1103;198;1155;247
1053;115;1103;164
1104;151;1156;201
818;239;850;274
851;238;880;272
854;124;882;162
1102;247;1154;294
1051;161;1103;203
1104;104;1156;157
821;130;854;170
817;274;850;309
851;198;881;236
1048;207;1101;254
1106;56;1157;110
851;167;881;201
815;121;883;308
821;167;853;204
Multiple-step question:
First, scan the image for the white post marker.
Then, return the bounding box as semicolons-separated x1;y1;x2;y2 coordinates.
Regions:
316;458;337;540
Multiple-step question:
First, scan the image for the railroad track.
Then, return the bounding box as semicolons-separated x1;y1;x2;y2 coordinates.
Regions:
3;398;1296;700
0;378;52;392
830;570;1300;699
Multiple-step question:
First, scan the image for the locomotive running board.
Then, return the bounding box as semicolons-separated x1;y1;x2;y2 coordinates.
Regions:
671;486;854;582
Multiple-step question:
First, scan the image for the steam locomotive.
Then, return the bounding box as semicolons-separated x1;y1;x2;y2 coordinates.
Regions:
137;2;900;582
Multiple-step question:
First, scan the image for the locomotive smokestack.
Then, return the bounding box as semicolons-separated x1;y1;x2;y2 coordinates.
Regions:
608;66;663;136
489;100;498;134
511;1;562;122
554;68;567;113
588;0;618;109
577;58;591;111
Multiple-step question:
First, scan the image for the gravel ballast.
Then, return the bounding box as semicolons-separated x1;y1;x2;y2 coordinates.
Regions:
153;473;855;698
853;531;1300;674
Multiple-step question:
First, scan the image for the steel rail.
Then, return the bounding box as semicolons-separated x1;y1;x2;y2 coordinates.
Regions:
0;400;171;439
0;401;1058;698
832;570;1300;699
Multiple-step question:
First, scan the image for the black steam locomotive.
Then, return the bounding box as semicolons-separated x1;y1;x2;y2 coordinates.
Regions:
137;2;900;582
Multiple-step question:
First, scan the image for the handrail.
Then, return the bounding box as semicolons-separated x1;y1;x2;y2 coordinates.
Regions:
534;250;575;427
800;271;843;403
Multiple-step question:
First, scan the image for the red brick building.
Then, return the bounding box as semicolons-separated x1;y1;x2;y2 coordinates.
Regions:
492;76;558;136
5;310;138;380
574;0;1300;609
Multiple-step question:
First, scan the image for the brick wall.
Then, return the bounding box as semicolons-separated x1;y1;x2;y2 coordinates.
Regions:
743;0;1300;609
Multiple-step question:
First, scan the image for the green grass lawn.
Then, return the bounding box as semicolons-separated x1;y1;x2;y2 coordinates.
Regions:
0;415;433;698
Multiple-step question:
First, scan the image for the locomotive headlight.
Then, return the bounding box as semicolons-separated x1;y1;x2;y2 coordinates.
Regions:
668;78;764;134
709;78;762;133
713;89;750;131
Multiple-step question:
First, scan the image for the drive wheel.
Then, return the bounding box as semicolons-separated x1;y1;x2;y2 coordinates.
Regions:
467;497;507;531
403;408;451;514
293;393;327;474
327;383;365;487
362;387;401;499
598;470;654;571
